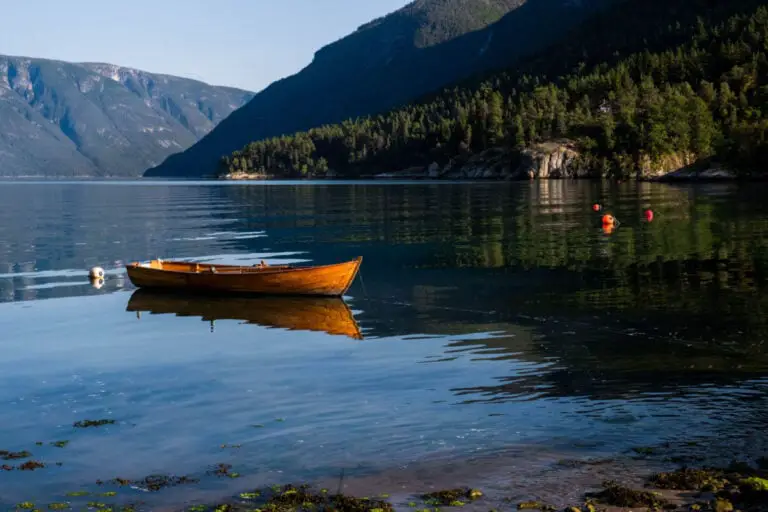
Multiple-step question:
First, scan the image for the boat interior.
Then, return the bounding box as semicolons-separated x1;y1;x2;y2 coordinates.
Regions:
131;259;294;274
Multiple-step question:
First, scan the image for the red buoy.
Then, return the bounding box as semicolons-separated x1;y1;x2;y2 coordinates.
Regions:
592;203;602;212
644;209;654;222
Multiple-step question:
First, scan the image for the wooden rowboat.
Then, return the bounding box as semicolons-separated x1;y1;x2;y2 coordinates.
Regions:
125;257;362;297
126;289;363;339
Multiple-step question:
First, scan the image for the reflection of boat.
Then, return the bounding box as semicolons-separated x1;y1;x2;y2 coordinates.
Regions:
125;257;362;297
126;289;363;339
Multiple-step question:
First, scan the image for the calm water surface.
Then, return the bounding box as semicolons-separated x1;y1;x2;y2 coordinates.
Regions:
1;180;767;508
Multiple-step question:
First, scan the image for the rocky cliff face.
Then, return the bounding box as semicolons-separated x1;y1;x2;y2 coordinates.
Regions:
376;141;736;181
514;141;584;178
431;141;586;179
0;55;253;177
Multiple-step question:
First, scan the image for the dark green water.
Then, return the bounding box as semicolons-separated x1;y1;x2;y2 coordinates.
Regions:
0;180;767;508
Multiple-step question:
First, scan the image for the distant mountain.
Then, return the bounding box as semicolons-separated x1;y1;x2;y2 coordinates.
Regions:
0;55;253;177
145;0;618;178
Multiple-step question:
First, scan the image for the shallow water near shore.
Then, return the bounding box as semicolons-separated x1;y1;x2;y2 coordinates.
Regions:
1;180;767;508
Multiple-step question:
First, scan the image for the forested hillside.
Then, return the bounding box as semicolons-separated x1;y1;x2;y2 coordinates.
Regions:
220;0;768;179
145;0;619;177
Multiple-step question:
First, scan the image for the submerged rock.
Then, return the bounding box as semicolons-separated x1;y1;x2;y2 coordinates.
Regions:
0;450;32;460
73;419;115;428
421;488;483;506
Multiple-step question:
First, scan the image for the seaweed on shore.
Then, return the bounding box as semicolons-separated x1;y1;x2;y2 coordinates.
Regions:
421;488;483;506
98;475;198;492
648;468;729;491
588;480;667;508
231;484;395;512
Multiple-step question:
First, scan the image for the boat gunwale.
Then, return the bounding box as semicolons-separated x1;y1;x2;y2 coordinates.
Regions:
126;256;363;277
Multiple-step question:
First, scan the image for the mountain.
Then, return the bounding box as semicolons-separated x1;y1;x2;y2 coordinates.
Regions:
145;0;619;178
218;0;768;180
0;56;253;177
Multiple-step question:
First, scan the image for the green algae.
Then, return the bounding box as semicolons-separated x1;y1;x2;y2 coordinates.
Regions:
253;484;394;512
740;477;768;491
99;492;117;497
649;468;729;491
421;489;483;506
588;480;667;508
51;441;70;448
17;503;35;510
48;504;70;510
65;492;89;497
713;498;733;512
632;447;657;456
241;493;262;500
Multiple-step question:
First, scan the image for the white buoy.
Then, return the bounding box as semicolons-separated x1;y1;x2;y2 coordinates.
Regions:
89;266;105;279
90;277;105;289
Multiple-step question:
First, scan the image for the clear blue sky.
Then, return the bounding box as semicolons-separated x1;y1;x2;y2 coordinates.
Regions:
0;0;411;92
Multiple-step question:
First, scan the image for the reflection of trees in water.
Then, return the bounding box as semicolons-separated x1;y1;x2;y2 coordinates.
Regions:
357;279;768;403
326;180;768;402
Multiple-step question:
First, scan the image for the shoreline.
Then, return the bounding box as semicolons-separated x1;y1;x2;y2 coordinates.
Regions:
12;456;764;512
5;438;767;511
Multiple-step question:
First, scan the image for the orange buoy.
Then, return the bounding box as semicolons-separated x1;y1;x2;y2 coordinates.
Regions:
602;214;615;226
644;209;654;222
592;203;602;212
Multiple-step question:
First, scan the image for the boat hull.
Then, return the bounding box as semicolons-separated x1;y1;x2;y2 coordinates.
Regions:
125;257;362;297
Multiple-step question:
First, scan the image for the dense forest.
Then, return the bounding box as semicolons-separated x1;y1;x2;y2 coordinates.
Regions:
220;0;768;179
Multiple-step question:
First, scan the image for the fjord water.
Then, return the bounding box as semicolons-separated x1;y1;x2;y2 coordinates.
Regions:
1;180;768;507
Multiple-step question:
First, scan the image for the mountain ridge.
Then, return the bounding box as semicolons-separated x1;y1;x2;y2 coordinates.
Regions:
0;54;253;177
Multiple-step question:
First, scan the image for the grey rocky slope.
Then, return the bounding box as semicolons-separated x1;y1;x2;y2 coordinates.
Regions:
0;55;253;177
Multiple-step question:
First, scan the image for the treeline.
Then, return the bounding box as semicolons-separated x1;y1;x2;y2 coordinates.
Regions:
220;0;768;179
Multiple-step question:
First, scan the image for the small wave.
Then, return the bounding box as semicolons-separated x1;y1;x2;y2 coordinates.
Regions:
0;268;125;279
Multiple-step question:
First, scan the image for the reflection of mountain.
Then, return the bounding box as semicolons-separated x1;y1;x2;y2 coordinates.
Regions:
126;289;363;340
